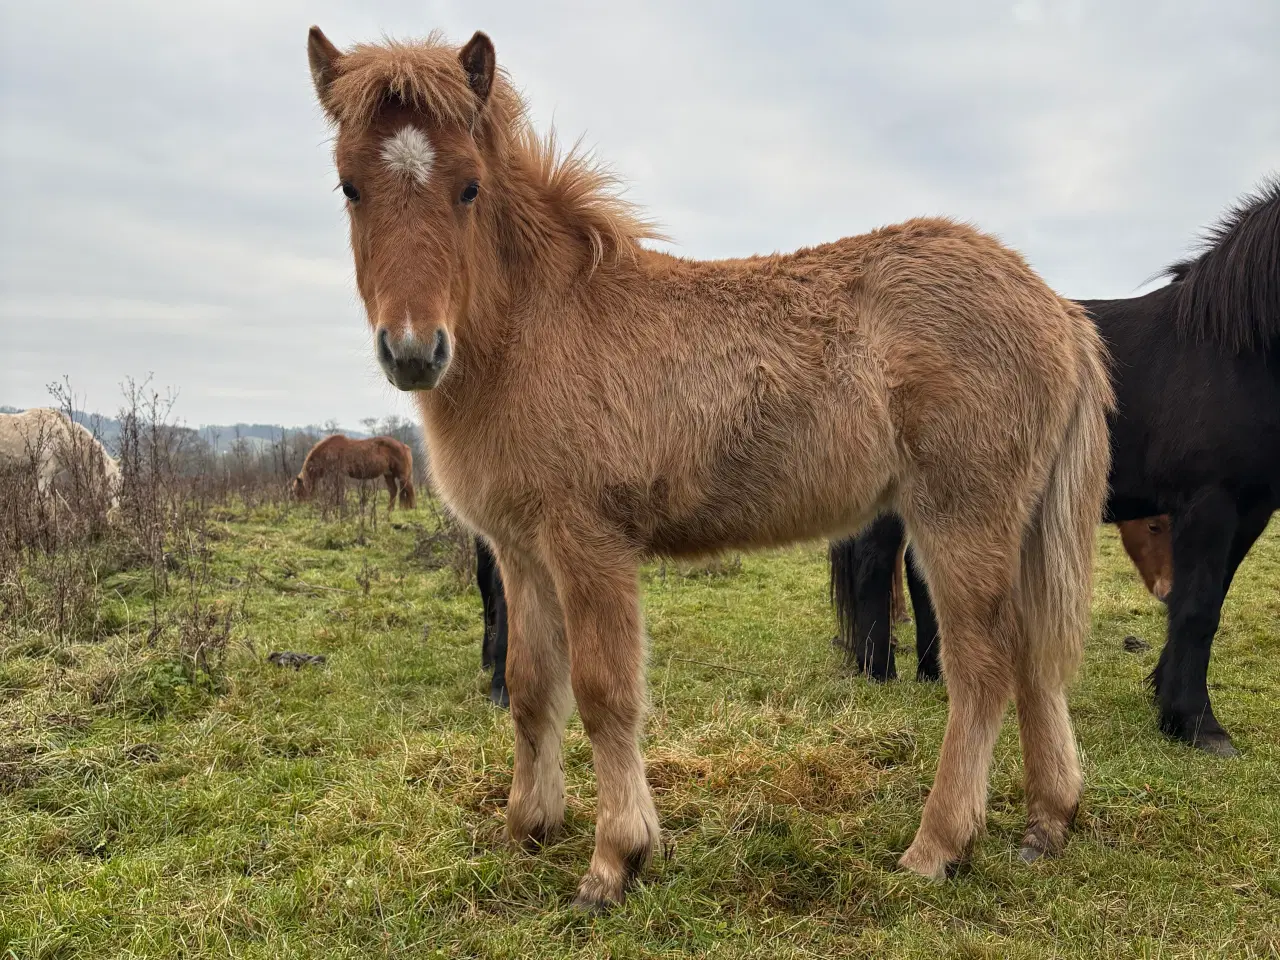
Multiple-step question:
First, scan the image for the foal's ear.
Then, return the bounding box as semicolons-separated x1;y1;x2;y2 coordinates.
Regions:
307;25;343;109
459;31;496;105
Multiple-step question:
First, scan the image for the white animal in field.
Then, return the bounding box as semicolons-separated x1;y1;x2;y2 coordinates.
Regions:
0;408;121;512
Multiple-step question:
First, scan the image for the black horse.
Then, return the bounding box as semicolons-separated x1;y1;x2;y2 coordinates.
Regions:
476;537;509;708
832;178;1280;755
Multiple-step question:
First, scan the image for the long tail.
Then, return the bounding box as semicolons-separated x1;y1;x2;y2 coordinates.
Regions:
829;538;859;651
828;514;907;653
1017;305;1115;686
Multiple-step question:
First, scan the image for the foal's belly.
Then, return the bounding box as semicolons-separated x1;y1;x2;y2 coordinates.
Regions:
645;431;894;556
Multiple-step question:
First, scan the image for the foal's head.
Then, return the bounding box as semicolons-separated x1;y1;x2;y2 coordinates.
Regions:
308;28;501;392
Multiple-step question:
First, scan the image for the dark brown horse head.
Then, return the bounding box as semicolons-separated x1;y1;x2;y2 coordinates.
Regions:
307;27;499;393
290;474;312;501
1117;516;1173;601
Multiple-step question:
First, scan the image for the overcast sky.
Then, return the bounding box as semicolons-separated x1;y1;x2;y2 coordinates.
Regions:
2;1;1277;428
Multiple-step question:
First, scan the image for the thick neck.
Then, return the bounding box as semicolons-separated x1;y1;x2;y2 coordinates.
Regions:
439;150;621;402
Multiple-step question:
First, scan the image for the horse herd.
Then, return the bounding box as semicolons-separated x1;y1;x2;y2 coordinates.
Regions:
8;25;1273;914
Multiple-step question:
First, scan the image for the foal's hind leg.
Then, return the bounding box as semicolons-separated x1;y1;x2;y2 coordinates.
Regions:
500;548;573;846
899;532;1017;879
1013;655;1081;861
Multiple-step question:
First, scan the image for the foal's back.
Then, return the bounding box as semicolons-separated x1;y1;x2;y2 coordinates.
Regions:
541;218;1095;556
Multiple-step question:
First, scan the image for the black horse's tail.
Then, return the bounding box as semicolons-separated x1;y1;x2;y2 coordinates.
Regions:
829;538;858;652
829;514;907;657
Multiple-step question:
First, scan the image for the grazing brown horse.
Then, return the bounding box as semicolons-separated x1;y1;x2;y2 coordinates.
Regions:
307;28;1113;905
1117;516;1173;600
291;434;416;511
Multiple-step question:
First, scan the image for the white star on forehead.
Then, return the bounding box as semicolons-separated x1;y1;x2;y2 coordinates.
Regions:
381;126;435;185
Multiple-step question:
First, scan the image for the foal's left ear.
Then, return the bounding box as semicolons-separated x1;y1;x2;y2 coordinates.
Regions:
459;31;496;105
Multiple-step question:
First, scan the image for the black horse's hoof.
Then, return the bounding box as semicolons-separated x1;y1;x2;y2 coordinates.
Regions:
489;684;509;709
854;660;896;683
1193;732;1238;757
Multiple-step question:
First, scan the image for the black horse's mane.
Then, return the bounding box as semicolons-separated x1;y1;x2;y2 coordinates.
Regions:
1164;176;1280;351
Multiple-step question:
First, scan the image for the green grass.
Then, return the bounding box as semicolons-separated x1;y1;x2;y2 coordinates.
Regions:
2;505;1277;959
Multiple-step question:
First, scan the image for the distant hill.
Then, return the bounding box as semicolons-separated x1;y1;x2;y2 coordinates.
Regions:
0;406;387;455
3;405;428;483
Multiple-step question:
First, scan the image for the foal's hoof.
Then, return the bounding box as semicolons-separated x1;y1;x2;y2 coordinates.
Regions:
572;874;627;912
898;844;950;882
1019;813;1072;864
1193;732;1238;758
507;808;562;851
512;822;559;851
570;891;615;914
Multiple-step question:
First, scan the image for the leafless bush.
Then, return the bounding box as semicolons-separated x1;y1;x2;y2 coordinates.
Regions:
1;380;235;700
0;381;114;562
409;497;474;586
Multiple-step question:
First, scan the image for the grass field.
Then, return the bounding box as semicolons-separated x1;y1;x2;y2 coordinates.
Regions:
2;502;1277;959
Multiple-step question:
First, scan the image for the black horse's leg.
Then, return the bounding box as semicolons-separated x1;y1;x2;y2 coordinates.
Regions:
477;537;498;668
832;515;904;682
489;584;510;708
476;537;510;708
1152;490;1241;755
904;546;942;682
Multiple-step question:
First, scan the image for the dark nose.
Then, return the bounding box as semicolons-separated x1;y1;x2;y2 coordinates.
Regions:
376;327;451;391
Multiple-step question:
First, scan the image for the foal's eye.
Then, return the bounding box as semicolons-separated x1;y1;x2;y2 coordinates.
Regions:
340;180;360;202
460;181;480;204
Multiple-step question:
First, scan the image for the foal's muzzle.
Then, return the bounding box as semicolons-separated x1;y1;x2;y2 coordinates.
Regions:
376;327;451;391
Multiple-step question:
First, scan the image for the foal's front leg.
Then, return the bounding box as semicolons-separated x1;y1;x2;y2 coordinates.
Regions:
549;547;658;909
500;549;572;845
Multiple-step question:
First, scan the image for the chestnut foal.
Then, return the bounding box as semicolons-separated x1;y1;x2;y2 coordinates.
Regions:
306;28;1112;907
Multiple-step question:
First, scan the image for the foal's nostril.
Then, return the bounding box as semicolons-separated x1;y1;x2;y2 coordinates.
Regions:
377;327;395;364
431;328;449;366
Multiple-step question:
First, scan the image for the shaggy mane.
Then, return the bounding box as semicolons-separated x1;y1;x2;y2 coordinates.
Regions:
320;33;662;261
1164;176;1280;352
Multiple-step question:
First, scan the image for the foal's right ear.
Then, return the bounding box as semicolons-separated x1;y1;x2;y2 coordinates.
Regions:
308;26;343;111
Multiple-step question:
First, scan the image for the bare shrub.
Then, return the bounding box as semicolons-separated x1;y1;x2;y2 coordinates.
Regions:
410;498;474;586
